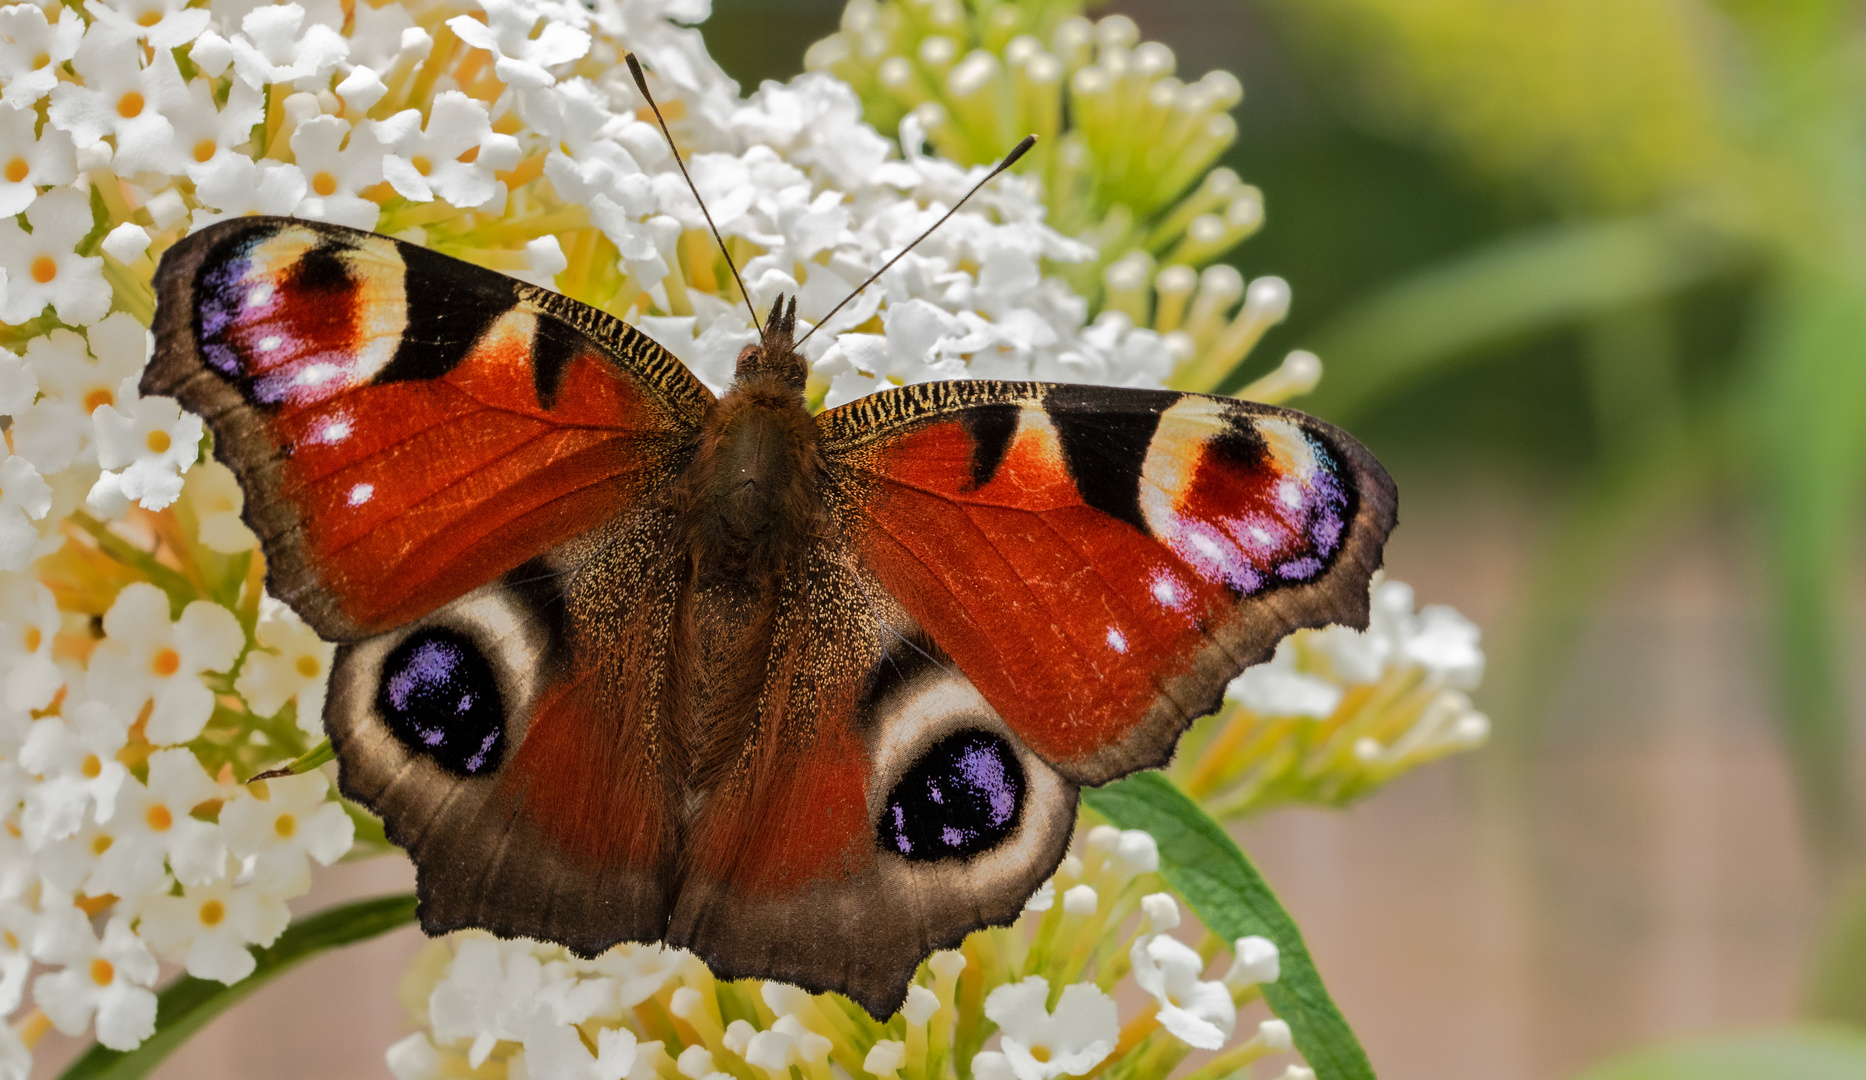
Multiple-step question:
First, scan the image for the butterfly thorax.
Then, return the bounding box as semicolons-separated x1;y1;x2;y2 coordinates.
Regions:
675;297;824;588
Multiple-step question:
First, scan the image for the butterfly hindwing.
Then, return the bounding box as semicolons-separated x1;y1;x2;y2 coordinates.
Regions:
323;512;686;952
819;380;1398;785
145;216;713;641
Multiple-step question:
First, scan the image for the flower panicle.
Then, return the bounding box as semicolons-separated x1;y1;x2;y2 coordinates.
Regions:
388;826;1306;1080
805;2;1256;298
1174;577;1492;820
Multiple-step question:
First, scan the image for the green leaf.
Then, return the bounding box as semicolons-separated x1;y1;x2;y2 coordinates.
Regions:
1568;1027;1866;1080
1304;215;1739;421
58;893;418;1080
1082;772;1375;1080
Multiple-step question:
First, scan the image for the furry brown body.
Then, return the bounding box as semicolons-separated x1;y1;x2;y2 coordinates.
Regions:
667;298;840;804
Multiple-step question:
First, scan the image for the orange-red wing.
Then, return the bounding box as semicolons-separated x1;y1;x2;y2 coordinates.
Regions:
146;216;711;641
819;381;1398;784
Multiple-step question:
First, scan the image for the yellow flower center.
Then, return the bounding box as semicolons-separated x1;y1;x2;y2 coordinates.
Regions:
116;91;143;119
81;753;101;779
23;626;41;652
198;899;225;926
274;813;296;839
146;804;172;831
31;52;49;70
83;388;114;413
312;171;337;197
146;429;171;454
412;154;432;176
30;256;56;284
92;834;113;855
137;9;162;26
90;958;114;986
193;138;216;163
295;655;320;678
3;158;26;184
151;647;181;677
1030;1046;1052;1063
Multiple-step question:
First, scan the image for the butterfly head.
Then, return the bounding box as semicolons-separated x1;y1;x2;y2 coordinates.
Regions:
733;294;806;394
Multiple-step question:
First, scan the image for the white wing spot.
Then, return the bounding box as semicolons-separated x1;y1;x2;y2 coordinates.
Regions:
312;418;352;444
257;335;282;352
1151;575;1182;610
1278;479;1304;509
1106;627;1129;654
246;283;274;306
347;483;374;506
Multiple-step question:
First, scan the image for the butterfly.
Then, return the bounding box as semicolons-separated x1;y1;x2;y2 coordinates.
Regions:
143;125;1395;1017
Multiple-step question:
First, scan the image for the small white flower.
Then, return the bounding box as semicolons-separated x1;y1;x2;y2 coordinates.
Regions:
523;1021;638;1080
377;91;519;209
92;395;204;511
0;187;108;326
983;976;1118;1080
1224;935;1281;990
427;937;563;1069
0;456;52;571
137;872;291;983
234;598;332;734
87;583;244;745
446;0;590;92
18;705;130;847
1226;639;1343;719
228;3;349;90
290;114;384;230
0;574;63;711
47;21;189;175
166;74;264;186
11;317;147;473
101;222;152;264
1130;932;1236;1049
192;153;309;223
865;1039;906;1077
0;900;34;1015
185;459;260;554
105;748;227;887
92;0;213;50
0;4;84;107
31;912;158;1051
220;768;353;896
578;941;684;1008
0;100;76;217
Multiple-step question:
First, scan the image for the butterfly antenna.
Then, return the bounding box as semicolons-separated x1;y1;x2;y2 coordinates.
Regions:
626;52;763;335
793;134;1037;351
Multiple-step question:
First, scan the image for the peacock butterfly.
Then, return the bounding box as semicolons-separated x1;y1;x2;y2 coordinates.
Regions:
143;76;1396;1017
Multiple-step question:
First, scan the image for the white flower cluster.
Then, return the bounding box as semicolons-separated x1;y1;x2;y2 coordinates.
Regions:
1175;576;1491;817
390;826;1304;1080
0;580;351;1062
1227;576;1489;751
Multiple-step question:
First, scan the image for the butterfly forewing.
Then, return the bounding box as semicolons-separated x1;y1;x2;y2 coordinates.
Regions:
145;217;713;641
818;380;1397;785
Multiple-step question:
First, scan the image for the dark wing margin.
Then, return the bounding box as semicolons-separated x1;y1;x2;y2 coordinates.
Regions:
144;216;713;641
817;379;1398;786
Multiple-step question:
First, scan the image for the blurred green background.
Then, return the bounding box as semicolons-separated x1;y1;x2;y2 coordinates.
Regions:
701;2;1866;1078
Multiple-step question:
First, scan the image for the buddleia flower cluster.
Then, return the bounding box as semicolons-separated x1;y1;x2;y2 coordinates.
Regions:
806;0;1289;394
389;827;1314;1080
1174;577;1490;820
0;0;1488;1071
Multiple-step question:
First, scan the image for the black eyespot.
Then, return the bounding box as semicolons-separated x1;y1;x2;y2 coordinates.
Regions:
878;730;1024;861
376;628;505;776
